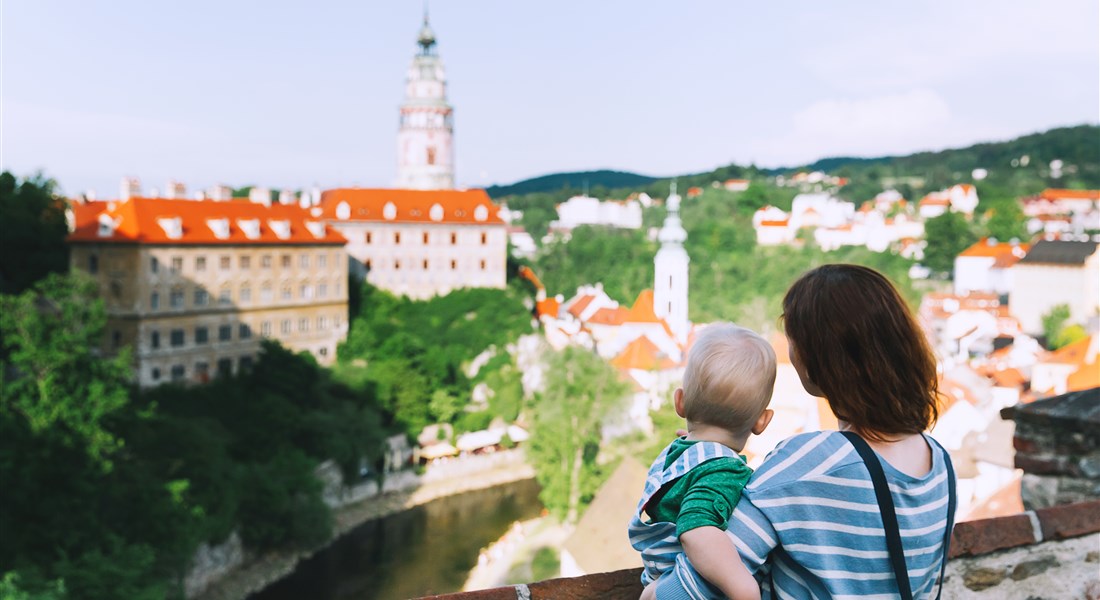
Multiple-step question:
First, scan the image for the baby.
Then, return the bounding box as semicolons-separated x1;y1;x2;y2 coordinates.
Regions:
630;323;777;600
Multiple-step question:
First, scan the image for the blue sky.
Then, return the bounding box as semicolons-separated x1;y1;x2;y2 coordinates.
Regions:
3;1;1098;196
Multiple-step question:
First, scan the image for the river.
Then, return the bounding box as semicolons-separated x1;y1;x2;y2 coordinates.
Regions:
247;478;543;600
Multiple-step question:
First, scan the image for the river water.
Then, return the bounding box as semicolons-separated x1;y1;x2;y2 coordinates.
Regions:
248;478;543;600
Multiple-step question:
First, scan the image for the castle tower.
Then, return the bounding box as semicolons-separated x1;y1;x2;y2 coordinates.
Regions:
654;183;690;342
396;13;455;190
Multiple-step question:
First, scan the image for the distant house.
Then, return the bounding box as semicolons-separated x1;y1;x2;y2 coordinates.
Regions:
954;238;1030;296
1008;240;1100;334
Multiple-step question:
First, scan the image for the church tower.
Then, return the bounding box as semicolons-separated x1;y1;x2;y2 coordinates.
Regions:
396;13;455;190
654;183;690;342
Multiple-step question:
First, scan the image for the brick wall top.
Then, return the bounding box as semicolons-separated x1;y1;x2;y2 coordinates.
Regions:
416;499;1100;600
1001;386;1100;430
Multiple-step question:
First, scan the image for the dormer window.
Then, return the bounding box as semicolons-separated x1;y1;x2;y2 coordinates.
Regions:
304;221;326;239
207;218;231;240
268;220;291;240
157;217;183;240
97;214;118;237
237;219;261;240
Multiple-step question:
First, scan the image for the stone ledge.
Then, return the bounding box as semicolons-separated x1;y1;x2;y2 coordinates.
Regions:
416;499;1100;600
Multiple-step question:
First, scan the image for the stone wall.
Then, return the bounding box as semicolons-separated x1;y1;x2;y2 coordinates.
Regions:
413;500;1100;600
1002;387;1100;509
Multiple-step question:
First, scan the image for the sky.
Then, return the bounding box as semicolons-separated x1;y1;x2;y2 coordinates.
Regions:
3;1;1098;197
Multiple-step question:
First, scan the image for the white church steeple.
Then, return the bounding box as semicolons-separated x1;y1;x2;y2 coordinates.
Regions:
396;11;455;190
654;182;690;342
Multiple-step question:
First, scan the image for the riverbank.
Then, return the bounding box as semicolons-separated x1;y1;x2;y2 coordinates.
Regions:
191;452;536;600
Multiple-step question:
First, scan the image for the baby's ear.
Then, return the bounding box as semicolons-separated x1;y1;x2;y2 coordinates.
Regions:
751;409;774;436
673;387;686;418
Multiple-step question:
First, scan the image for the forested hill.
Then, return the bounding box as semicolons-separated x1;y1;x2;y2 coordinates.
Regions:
485;170;657;197
486;124;1099;198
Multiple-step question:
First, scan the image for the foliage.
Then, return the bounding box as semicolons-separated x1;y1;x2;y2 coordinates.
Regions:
923;211;979;276
339;284;533;436
0;273;131;467
0;172;70;295
527;347;630;523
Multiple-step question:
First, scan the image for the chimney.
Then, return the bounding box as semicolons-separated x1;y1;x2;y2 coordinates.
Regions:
120;177;141;200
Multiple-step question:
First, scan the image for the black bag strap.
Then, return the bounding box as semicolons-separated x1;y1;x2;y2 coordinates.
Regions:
841;431;913;600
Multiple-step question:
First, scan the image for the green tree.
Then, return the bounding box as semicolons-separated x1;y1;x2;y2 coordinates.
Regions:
528;347;630;524
0;273;130;467
0;172;70;295
923;211;978;276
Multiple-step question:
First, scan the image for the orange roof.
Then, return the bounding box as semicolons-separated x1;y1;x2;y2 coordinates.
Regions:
625;290;661;323
69;200;111;230
610;336;679;371
567;295;596;318
67;198;345;245
317;188;505;225
588;306;629;326
1041;189;1100;201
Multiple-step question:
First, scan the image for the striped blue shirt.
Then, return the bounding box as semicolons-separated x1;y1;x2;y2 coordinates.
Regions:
655;430;955;600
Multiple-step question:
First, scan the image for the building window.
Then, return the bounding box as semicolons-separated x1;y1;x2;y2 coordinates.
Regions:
395;232;401;244
196;256;207;271
151;291;160;310
171;257;183;274
261;321;272;337
171;365;186;381
423;259;429;270
195;362;209;383
261;284;273;303
217;358;233;378
170;329;185;347
240;255;252;269
240;286;251;303
423;232;429;244
299;254;309;269
239;356;254;371
281;319;292;334
151;367;161;382
281;285;292;300
451;259;457;270
318;283;328;298
151;257;159;273
299;318;309;332
218;288;232;305
261;255;272;269
450;232;457;245
366;232;372;244
481;233;487;245
318;254;327;268
218;325;232;342
194;288;209;306
151;331;160;349
239;323;252;339
220;256;231;270
300;283;313;299
281;255;291;268
88;254;99;274
195;327;209;344
170;288;184;309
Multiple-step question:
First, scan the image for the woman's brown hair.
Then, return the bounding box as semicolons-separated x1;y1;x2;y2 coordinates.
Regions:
781;264;940;441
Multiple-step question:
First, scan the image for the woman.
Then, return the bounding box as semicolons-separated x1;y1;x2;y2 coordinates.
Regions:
645;264;956;600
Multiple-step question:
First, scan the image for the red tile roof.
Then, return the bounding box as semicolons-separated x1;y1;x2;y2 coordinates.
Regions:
610;336;679;371
67;198;345;245
317;188;505;225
